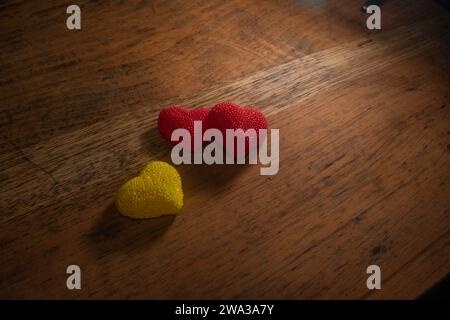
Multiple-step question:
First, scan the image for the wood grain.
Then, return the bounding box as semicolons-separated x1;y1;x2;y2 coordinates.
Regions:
1;0;449;299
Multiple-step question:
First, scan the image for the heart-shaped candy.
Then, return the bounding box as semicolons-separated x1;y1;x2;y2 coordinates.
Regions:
158;106;209;150
205;102;268;158
115;161;183;219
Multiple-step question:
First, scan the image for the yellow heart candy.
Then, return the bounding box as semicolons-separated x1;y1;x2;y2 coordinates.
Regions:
115;161;183;219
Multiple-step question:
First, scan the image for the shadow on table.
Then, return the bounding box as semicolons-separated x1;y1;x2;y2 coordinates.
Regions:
140;127;250;195
418;273;450;300
86;203;174;257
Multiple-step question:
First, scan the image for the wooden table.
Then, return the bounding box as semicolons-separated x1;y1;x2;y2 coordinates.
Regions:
1;0;449;299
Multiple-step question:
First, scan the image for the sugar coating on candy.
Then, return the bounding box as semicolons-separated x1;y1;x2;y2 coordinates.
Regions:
158;106;209;150
115;161;183;219
205;102;268;156
206;102;268;132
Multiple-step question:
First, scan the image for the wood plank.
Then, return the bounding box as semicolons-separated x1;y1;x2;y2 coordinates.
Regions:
0;0;449;299
1;0;444;147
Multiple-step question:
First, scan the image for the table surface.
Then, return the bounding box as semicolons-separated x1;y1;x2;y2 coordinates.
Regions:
1;0;449;299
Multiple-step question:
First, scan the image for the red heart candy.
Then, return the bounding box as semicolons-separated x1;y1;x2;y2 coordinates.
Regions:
158;106;209;150
205;102;268;158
